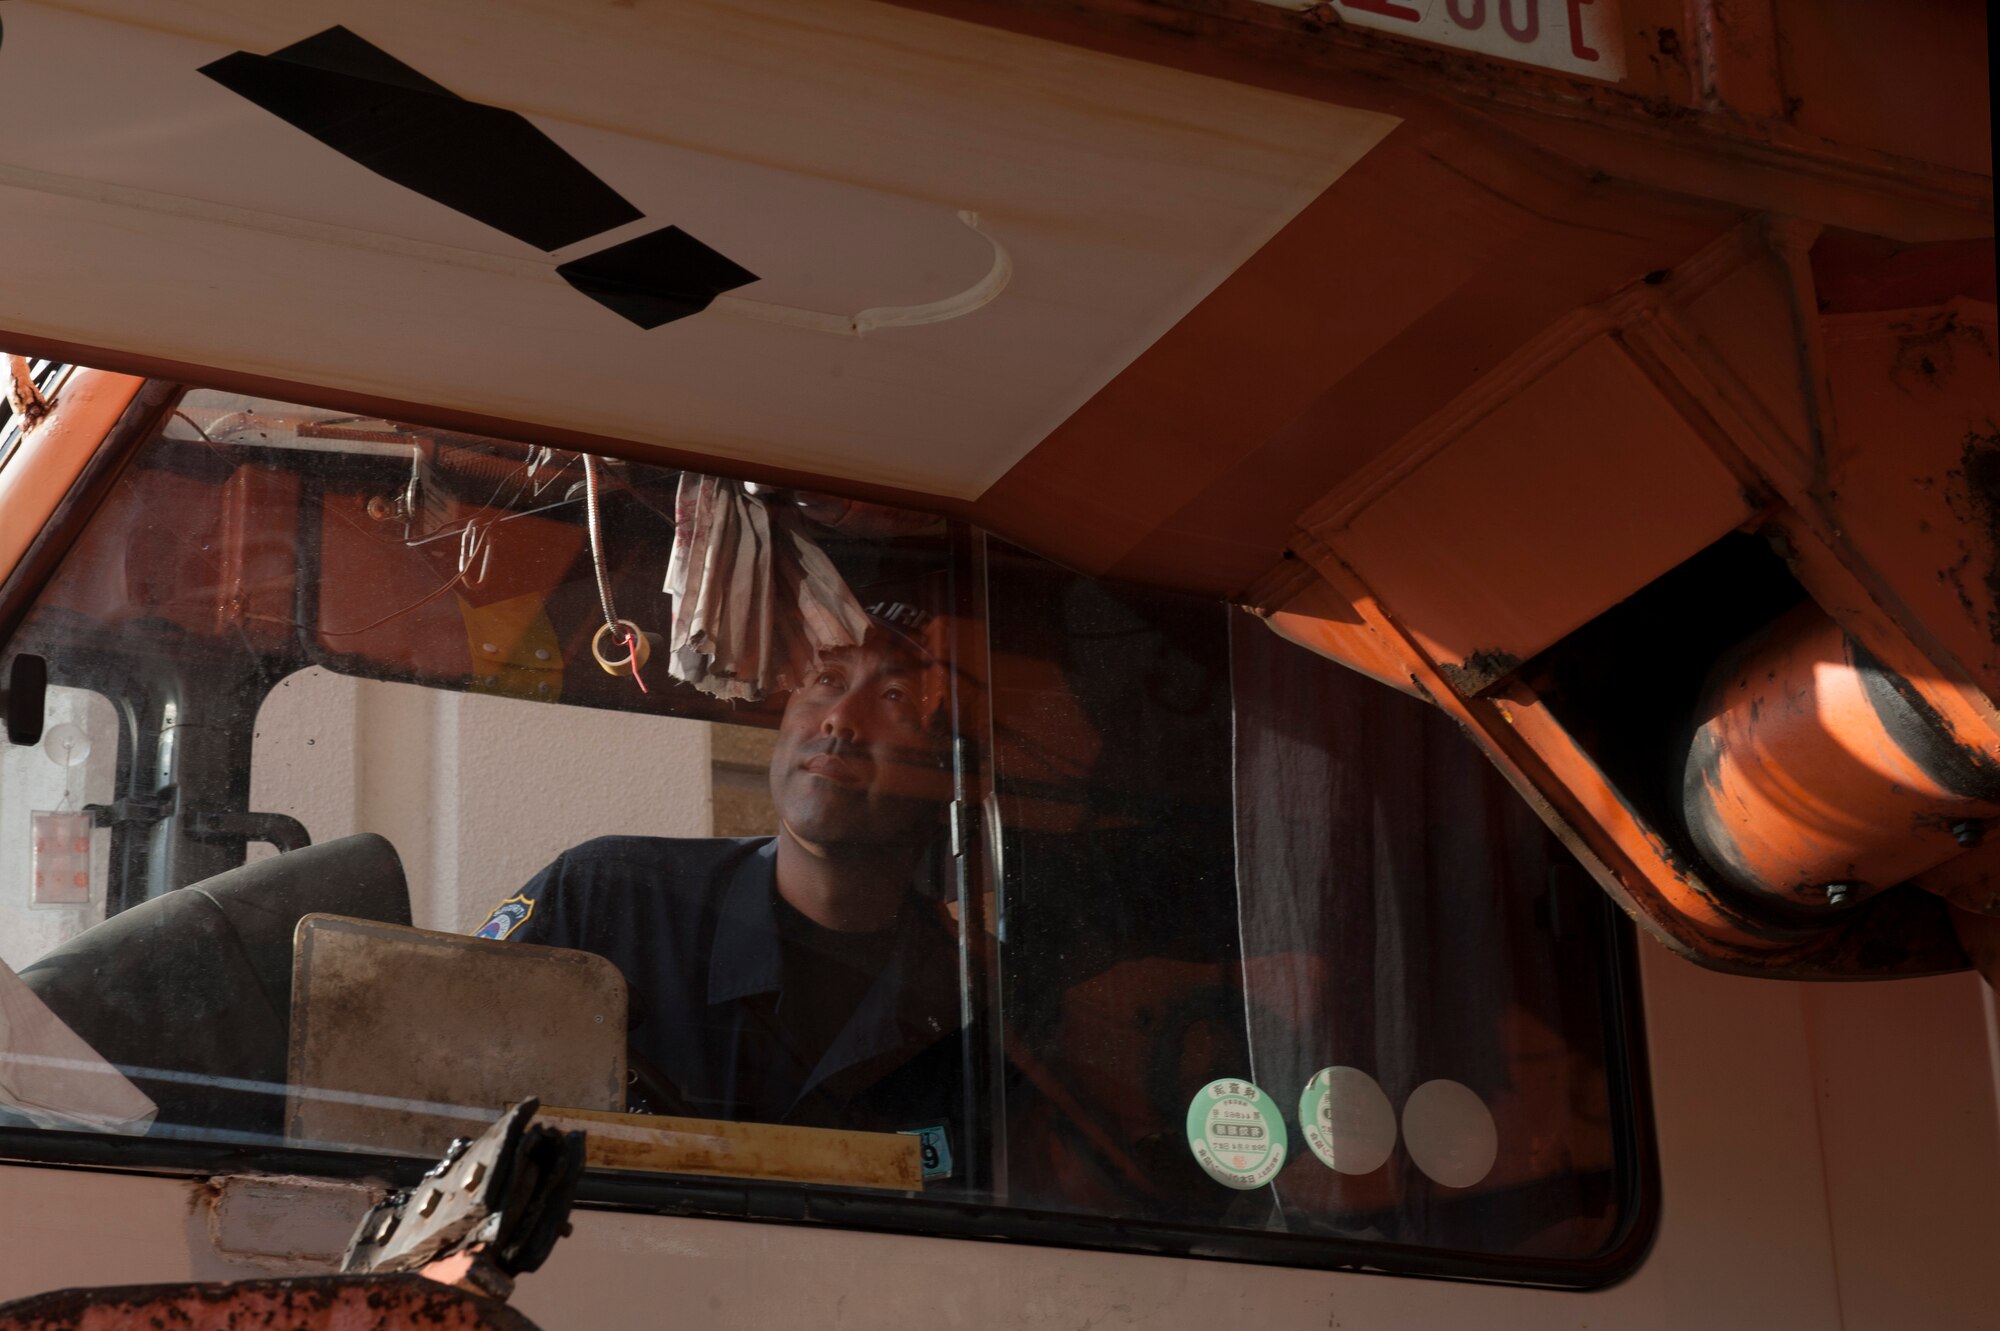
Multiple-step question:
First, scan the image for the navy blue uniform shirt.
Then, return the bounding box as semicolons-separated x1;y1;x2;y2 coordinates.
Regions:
479;836;966;1167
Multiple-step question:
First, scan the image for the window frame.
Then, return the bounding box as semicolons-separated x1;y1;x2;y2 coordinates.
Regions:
0;375;1661;1290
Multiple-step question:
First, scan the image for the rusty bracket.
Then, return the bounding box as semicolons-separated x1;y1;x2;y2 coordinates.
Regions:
0;1272;545;1331
345;1098;585;1302
4;355;52;431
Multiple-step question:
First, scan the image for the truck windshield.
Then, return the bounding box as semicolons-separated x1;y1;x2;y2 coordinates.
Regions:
0;382;1647;1282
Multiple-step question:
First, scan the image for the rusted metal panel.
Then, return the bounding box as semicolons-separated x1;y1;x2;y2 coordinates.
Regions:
0;1273;543;1331
1814;301;2000;702
201;1176;383;1272
287;916;625;1159
3;356;51;431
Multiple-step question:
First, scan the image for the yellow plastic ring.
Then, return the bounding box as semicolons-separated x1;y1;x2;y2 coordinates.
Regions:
591;620;649;676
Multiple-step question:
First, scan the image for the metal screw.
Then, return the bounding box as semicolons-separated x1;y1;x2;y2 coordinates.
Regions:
1951;819;1985;848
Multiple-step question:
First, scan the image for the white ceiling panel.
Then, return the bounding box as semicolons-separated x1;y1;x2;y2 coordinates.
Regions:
0;0;1397;496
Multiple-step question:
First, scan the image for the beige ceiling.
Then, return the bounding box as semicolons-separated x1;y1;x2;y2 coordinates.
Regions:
0;0;1397;498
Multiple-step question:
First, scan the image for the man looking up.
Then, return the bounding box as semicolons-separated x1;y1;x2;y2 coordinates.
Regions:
474;603;962;1174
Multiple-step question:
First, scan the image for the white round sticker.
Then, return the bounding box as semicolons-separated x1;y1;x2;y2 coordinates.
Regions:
1401;1079;1498;1188
1298;1066;1397;1175
1186;1077;1288;1189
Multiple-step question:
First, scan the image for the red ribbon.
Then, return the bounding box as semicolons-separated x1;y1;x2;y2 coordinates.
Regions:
622;629;649;694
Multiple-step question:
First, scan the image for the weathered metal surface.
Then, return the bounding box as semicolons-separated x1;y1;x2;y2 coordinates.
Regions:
536;1103;924;1190
287;916;624;1159
4;356;50;431
0;1273;542;1331
1808;301;2000;704
1682;603;2000;912
202;1176;383;1272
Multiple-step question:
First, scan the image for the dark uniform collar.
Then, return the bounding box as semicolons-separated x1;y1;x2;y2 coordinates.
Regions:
707;840;785;1004
705;838;962;1109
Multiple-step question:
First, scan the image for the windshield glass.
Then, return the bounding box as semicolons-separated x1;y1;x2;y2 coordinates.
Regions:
0;382;1645;1278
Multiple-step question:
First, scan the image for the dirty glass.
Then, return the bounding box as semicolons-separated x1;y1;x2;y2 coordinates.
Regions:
0;381;1645;1280
983;545;1635;1261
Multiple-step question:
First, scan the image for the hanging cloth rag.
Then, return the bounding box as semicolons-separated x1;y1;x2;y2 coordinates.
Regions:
663;474;871;701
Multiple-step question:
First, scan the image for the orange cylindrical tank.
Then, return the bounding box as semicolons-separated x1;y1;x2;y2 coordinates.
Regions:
1683;603;2000;912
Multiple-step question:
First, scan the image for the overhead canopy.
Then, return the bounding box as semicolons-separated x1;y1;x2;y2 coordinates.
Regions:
0;1;1393;493
0;0;1988;598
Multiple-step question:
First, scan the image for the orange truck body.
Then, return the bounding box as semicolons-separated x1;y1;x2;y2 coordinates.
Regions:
0;1;1995;1326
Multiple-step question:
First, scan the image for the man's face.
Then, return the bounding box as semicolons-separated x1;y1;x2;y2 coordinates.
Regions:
769;632;949;853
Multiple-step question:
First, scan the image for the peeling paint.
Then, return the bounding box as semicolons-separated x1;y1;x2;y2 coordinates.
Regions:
1437;648;1522;696
1943;422;2000;644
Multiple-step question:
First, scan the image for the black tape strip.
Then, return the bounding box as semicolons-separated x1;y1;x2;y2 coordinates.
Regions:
557;226;760;329
200;26;643;252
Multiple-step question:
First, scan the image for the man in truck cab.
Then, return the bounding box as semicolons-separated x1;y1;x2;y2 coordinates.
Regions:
472;599;964;1174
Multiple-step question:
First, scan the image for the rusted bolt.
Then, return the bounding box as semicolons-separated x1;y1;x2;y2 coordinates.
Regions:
1951;819;1985;848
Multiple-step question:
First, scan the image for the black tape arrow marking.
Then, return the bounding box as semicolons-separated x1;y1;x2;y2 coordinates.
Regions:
200;26;757;326
555;226;760;331
200;26;638;251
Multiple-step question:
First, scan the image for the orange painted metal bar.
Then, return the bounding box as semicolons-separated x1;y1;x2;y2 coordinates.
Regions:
0;369;146;592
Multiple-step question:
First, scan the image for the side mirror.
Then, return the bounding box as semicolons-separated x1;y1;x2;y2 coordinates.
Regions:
4;653;47;746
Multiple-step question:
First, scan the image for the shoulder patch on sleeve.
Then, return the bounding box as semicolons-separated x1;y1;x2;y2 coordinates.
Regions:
474;893;536;940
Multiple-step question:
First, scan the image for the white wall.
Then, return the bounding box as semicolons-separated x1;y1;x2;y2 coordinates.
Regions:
0;671;715;965
249;668;713;933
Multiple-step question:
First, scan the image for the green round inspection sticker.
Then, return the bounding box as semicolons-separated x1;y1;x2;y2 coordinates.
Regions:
1186;1077;1287;1189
